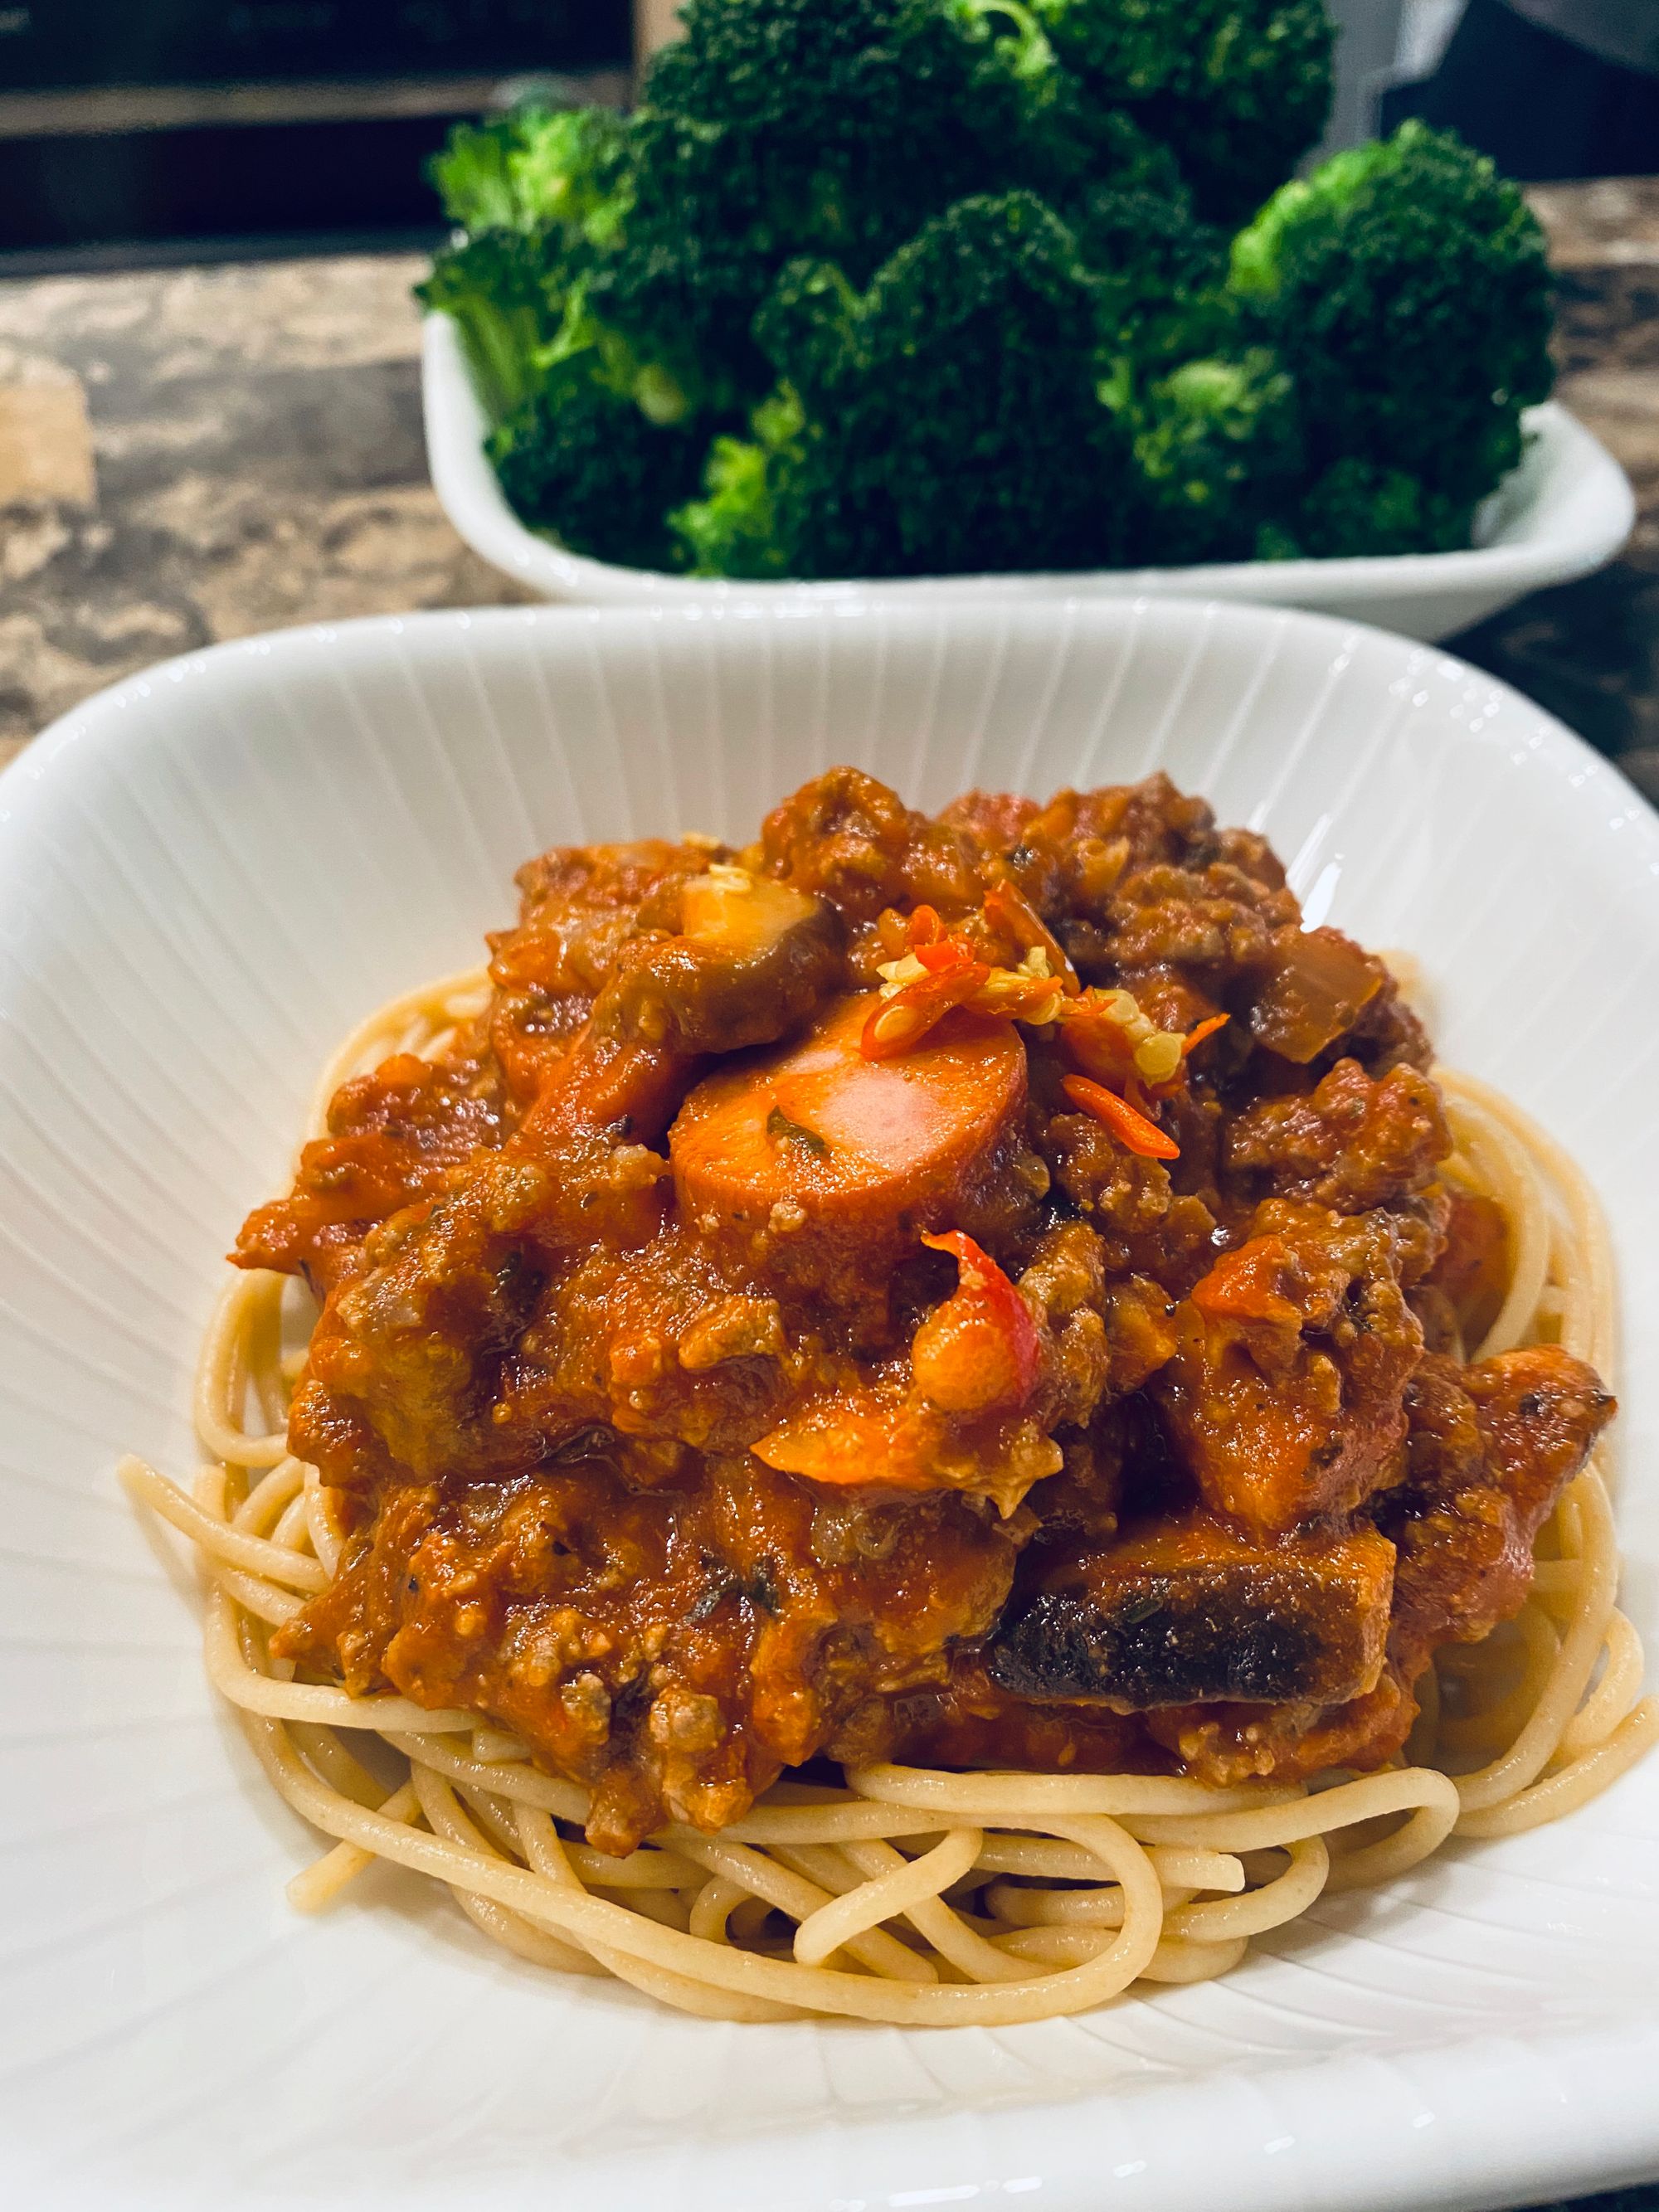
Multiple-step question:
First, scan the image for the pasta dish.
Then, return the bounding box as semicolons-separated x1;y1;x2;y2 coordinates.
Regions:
124;766;1657;2024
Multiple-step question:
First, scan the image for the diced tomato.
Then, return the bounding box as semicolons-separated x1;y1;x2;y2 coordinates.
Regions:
1190;1236;1303;1328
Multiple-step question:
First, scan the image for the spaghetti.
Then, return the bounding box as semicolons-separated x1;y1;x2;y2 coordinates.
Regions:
121;969;1659;2025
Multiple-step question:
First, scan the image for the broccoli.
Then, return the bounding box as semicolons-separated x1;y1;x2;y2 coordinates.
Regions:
419;94;736;506
641;0;1000;271
424;237;708;563
669;388;805;581
491;362;709;571
591;84;1173;416
421;111;716;560
1120;348;1301;565
575;111;801;411
589;0;1155;444
418;2;1555;580
1076;168;1233;372
419;106;645;425
639;0;1116;282
1257;458;1473;561
417;231;562;423
1033;0;1335;224
676;192;1136;580
427;105;630;245
1231;120;1554;508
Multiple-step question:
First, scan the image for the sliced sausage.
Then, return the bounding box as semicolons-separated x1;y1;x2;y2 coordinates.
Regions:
669;995;1029;1289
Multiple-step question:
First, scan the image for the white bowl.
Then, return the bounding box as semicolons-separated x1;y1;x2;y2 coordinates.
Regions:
2;599;1658;2212
424;309;1635;640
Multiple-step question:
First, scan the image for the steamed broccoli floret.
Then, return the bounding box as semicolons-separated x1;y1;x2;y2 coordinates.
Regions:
420;107;643;425
1121;348;1301;564
1077;169;1233;372
713;191;1135;579
427;106;630;244
643;0;1006;260
1033;0;1334;224
646;0;1020;166
417;231;561;423
421;98;724;552
640;0;1102;283
419;2;1556;581
575;110;803;410
422;113;715;563
670;388;806;580
1257;457;1474;561
595;78;1175;417
491;363;708;571
1231;120;1554;508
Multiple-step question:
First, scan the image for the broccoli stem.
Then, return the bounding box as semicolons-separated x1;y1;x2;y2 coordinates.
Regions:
948;0;1056;80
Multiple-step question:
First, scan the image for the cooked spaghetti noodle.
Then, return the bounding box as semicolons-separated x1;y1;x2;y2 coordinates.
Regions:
122;966;1658;2026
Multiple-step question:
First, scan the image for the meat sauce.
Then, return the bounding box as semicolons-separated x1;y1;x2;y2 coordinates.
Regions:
237;770;1613;1852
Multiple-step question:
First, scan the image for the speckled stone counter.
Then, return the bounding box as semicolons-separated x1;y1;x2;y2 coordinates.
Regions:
0;178;1657;800
0;254;529;761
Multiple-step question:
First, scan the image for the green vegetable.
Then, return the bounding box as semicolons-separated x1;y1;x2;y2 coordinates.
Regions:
1258;457;1474;561
421;105;722;555
577;112;795;411
1123;348;1302;565
418;231;560;424
1033;0;1335;223
1231;120;1554;505
416;1;1554;582
491;364;708;571
642;0;1040;273
1078;168;1233;371
427;107;630;245
670;387;805;581
678;192;1135;580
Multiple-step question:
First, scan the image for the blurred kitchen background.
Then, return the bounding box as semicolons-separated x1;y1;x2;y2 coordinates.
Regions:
0;3;631;267
1;2;1654;270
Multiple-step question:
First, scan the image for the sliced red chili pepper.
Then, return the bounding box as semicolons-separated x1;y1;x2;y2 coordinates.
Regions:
918;1229;1042;1407
905;905;946;948
921;1228;1003;1286
1181;1013;1231;1058
912;936;981;976
973;970;1068;1023
1061;1074;1180;1160
983;880;1080;994
860;965;990;1061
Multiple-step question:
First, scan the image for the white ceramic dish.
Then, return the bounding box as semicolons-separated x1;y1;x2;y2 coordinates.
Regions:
2;599;1657;2212
424;308;1635;641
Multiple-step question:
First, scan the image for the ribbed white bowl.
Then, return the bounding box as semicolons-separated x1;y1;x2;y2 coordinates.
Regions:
2;600;1657;2212
424;310;1636;641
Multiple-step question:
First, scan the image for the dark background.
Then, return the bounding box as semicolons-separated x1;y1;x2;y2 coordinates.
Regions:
4;0;625;87
0;0;632;260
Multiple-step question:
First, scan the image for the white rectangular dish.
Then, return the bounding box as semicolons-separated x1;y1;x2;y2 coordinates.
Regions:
1;598;1657;2212
424;309;1635;641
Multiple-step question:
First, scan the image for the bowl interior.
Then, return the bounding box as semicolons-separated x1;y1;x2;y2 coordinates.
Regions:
1;600;1656;2212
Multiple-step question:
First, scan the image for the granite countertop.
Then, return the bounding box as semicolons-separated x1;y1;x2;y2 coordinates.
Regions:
0;177;1657;782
